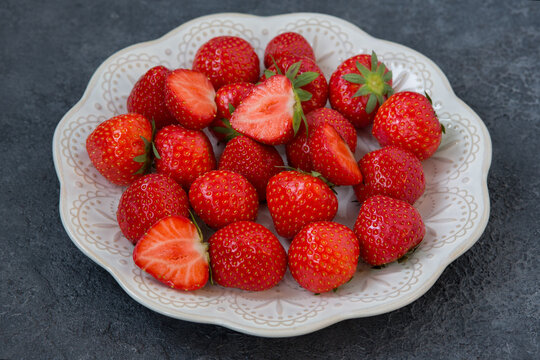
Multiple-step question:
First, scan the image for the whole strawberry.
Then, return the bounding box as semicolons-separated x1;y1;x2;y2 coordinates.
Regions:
329;52;393;128
266;170;338;239
288;221;359;293
189;170;258;229
354;146;425;205
192;36;260;90
133;215;209;291
209;221;287;291
154;125;216;190
286;107;357;172
117;173;189;244
264;32;315;68
372;91;442;160
354;195;425;266
127;65;176;129
86;113;153;186
218;135;284;201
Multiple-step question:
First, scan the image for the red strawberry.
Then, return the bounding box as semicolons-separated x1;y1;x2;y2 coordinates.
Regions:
288;221;359;293
209;221;287;291
210;82;255;142
264;32;315;68
218;136;284;201
127;65;176;129
354;195;425;266
192;36;260;90
309;123;362;186
266;171;338;238
286;107;357;172
164;69;217;130
133;215;209;291
329;52;393;128
262;55;328;114
86;113;153;186
154;125;216;189
117;173;189;244
189;170;258;229
372;91;442;160
230;75;301;145
353;146;425;205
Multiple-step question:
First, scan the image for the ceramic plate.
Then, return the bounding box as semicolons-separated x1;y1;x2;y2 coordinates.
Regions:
52;12;492;337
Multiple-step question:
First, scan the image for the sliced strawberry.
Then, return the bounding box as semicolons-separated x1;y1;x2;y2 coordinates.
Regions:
165;69;217;130
133;215;209;291
230;75;299;145
309;123;362;186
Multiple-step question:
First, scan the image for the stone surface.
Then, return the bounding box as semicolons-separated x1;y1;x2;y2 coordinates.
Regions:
1;0;539;358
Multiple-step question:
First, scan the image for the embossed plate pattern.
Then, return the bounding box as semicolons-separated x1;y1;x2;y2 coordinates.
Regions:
53;13;492;337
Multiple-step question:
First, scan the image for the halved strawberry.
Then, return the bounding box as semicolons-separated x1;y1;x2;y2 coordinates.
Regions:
230;75;300;145
165;69;217;130
309;122;362;186
133;215;209;291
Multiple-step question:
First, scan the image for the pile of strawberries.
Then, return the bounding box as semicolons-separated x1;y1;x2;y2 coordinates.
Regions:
86;32;443;294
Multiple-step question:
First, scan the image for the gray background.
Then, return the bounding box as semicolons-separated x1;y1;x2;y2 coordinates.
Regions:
1;0;539;359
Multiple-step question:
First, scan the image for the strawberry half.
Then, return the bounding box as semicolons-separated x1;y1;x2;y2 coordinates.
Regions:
133;215;209;291
230;75;301;145
309;123;362;186
264;32;315;68
165;69;217;130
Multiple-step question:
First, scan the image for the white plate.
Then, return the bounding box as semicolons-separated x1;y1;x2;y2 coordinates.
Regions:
53;12;492;337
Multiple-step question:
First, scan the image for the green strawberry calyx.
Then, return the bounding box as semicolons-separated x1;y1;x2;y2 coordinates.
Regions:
342;51;394;114
211;104;243;142
277;165;336;192
133;120;161;175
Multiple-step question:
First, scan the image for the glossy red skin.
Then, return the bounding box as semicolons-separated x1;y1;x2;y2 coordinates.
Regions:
264;32;315;68
218;136;284;201
354;195;425;266
117;173;189;244
127;65;176;129
154;125;216;190
353;146;425;205
210;82;256;142
309;123;362;186
286;108;357;171
261;55;328;114
209;221;287;291
192;36;260;90
372;91;442;161
266;171;338;239
288;221;359;293
189;170;258;229
86;113;152;186
329;54;392;128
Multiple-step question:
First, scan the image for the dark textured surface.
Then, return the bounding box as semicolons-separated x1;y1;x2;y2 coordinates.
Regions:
1;0;539;358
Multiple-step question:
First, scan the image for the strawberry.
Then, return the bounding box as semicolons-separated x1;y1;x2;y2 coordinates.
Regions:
189;170;258;229
354;195;425;266
210;82;255;142
86;113;153;186
353;146;425;205
164;69;217;130
230;75;302;145
218;136;284;201
266;170;338;239
261;55;328;114
154;125;216;190
127;65;176;129
309;122;362;186
192;36;260;90
116;173;189;244
288;221;359;293
133;215;209;291
286;107;357;172
263;32;315;68
372;91;442;160
329;52;393;128
209;221;287;291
